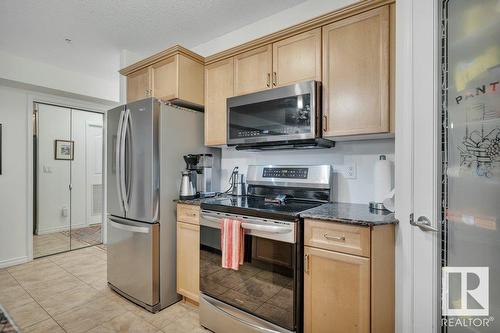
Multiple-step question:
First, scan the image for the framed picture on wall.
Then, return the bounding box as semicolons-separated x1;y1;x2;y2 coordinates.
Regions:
54;140;74;160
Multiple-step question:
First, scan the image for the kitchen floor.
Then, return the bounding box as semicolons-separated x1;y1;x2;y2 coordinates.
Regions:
0;246;209;333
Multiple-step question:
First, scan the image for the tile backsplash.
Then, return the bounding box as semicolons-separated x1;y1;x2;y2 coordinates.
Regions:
219;139;395;205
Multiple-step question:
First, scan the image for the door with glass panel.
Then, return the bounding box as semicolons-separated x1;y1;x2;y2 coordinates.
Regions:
34;103;104;258
441;1;499;332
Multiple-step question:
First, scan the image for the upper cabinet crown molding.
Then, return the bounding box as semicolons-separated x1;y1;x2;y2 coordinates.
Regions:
119;45;204;76
204;0;394;65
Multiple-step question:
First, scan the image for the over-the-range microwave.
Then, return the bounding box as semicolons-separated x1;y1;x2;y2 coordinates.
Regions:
226;80;334;150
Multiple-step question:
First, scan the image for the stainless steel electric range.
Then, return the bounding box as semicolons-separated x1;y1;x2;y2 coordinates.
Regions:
199;165;332;333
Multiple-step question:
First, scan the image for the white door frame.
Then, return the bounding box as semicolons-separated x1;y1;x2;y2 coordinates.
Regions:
27;92;111;261
395;0;441;332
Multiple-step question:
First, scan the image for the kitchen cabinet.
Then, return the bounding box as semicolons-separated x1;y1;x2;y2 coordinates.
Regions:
121;46;204;107
304;220;395;333
322;6;390;137
234;45;272;96
272;28;322;87
176;204;200;303
304;246;370;333
126;67;152;103
204;58;234;146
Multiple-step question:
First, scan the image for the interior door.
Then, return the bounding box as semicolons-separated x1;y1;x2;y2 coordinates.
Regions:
34;104;71;257
86;122;104;227
396;0;440;332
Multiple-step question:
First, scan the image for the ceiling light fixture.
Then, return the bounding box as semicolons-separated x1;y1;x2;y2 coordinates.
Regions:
64;38;72;44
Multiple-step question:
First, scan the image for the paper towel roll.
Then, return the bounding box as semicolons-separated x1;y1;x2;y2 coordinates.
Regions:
373;155;392;203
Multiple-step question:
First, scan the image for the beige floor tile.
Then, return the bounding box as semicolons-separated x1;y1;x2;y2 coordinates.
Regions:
37;284;100;316
8;260;69;286
8;300;50;329
0;270;19;289
23;317;65;333
53;295;127;333
0;285;34;310
134;302;189;329
89;311;158;333
23;274;87;301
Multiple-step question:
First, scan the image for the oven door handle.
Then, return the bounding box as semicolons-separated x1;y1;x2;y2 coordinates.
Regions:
240;222;291;234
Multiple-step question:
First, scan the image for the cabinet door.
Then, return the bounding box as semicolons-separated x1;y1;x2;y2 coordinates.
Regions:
127;67;151;103
304;246;370;333
151;55;178;101
322;6;390;137
272;28;321;87
177;221;200;302
204;58;234;146
234;45;272;96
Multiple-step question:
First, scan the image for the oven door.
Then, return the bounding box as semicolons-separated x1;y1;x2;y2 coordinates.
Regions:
199;211;298;332
227;80;320;145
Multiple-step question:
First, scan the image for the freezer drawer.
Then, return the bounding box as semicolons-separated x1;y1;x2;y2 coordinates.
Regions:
107;216;159;307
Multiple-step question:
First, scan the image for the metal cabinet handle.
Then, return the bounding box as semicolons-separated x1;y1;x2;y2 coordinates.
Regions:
324;234;346;242
266;73;271;87
304;254;310;274
272;72;277;86
323;115;328;132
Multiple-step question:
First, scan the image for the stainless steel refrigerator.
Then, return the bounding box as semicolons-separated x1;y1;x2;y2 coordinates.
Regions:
106;98;213;312
442;0;499;331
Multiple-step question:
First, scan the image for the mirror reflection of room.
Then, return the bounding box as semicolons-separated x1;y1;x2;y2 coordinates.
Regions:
33;103;104;258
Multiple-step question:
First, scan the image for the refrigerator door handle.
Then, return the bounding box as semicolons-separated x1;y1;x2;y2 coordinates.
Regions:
116;109;125;212
108;219;150;234
120;108;130;213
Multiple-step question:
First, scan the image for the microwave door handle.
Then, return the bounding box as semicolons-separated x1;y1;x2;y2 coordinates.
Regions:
240;222;291;234
116;109;125;212
120;109;130;213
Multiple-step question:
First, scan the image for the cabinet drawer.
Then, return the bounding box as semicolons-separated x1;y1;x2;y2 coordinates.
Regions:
177;204;200;224
304;219;370;257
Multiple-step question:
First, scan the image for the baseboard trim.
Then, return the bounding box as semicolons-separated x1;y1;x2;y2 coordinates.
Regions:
0;256;29;269
36;223;87;235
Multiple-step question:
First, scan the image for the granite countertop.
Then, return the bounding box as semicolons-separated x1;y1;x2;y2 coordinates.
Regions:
175;198;203;206
300;202;398;226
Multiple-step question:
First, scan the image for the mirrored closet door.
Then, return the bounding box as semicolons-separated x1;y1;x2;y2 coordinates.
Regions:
33;103;104;258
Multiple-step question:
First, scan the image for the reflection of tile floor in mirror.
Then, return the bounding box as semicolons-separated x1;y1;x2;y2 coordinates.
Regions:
0;246;209;333
34;225;102;258
200;249;294;329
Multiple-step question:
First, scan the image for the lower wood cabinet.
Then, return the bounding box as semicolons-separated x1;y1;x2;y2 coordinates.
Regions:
176;204;200;303
304;220;395;333
304;246;370;333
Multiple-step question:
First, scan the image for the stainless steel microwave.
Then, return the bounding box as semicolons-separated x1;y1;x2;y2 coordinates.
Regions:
226;80;334;150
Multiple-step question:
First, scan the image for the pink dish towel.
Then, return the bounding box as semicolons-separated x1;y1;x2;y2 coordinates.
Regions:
221;218;245;270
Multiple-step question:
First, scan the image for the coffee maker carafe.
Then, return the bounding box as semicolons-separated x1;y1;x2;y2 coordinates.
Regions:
182;154;216;199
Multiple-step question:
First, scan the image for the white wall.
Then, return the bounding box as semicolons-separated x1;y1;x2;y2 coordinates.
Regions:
0;86;30;267
220;139;394;204
0;84;108;268
0;51;119;103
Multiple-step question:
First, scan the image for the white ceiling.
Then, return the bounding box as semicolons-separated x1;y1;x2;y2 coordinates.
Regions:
0;0;305;81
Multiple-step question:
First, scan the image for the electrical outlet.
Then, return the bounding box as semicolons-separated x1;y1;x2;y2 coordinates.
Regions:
345;164;356;179
333;164;356;179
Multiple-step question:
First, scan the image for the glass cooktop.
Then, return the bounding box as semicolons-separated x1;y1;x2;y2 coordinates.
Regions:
200;195;323;221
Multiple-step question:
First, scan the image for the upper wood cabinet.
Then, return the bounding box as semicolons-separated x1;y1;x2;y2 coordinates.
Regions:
272;28;322;87
304;246;370;333
234;45;272;96
121;46;204;107
204;58;234;146
126;67;152;103
322;6;390;137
